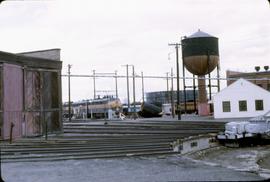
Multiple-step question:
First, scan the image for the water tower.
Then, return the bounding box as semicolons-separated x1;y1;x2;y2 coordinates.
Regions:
181;30;220;116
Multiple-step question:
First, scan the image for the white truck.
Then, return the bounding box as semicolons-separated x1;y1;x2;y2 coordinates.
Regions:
217;110;270;146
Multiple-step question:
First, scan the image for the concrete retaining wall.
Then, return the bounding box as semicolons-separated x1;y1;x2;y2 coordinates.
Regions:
172;134;218;155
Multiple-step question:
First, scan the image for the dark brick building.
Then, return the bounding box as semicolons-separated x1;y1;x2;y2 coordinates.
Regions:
226;68;270;91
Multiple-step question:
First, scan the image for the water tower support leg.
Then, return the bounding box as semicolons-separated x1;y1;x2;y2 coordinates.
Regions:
193;74;197;113
182;60;187;114
217;62;220;92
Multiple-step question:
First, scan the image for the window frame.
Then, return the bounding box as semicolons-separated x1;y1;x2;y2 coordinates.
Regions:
238;100;247;112
255;100;264;111
222;101;231;112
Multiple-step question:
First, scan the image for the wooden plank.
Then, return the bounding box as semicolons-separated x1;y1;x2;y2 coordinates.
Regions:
24;112;41;136
25;71;41;110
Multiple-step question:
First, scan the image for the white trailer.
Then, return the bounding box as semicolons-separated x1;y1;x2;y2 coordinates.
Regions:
217;110;270;146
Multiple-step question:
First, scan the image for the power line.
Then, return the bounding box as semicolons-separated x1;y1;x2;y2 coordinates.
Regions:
61;74;270;81
0;0;53;3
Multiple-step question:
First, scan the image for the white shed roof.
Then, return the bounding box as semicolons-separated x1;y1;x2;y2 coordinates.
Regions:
213;78;270;99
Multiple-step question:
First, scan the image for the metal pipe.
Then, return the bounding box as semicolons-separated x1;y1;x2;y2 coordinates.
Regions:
93;70;96;99
9;122;14;144
115;71;118;99
125;65;130;112
217;61;221;92
132;65;136;119
166;72;169;103
207;51;212;101
141;71;145;103
193;74;197;113
182;53;187;114
171;68;175;118
175;45;181;120
68;64;72;122
86;100;89;119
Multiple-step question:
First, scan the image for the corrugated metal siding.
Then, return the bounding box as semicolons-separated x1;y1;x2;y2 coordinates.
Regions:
3;63;23;140
0;64;3;138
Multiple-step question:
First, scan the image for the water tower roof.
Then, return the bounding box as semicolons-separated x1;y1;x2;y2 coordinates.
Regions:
188;29;215;38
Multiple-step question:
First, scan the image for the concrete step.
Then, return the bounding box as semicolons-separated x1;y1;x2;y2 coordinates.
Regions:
2;147;174;163
0;120;225;163
2;150;178;163
2;143;170;154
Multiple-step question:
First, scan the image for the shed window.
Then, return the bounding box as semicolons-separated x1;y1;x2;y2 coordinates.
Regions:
255;100;264;111
222;101;231;112
190;142;198;148
239;100;247;112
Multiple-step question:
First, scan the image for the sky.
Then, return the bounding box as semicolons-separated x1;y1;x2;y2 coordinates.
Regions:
0;0;269;102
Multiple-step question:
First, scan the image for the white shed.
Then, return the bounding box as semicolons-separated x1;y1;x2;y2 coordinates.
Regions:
213;78;270;119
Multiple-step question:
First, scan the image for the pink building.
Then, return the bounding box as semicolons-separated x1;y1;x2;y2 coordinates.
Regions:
0;49;62;140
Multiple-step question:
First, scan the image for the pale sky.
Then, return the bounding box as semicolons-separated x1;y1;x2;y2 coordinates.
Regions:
0;0;269;102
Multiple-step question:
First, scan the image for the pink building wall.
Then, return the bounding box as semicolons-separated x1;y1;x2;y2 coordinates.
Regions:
3;63;23;140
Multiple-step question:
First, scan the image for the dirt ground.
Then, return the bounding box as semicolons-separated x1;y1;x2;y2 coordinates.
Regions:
2;155;264;182
186;145;270;179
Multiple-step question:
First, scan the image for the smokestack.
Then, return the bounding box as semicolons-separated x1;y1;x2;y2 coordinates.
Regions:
264;66;269;71
255;66;260;72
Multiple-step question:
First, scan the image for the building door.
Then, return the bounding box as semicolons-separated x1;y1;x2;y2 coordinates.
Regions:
3;63;23;140
24;70;42;136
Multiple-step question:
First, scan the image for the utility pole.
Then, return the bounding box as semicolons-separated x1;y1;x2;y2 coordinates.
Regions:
122;65;130;113
115;70;118;99
217;61;221;92
171;68;175;118
193;74;197;113
166;72;169;103
141;71;145;103
181;42;187;114
132;65;136;119
86;100;89;119
93;70;96;99
166;72;169;92
168;43;181;120
126;65;130;113
68;64;72;122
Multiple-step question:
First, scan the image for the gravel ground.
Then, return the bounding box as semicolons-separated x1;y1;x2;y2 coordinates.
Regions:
186;145;270;179
1;155;264;182
259;153;270;169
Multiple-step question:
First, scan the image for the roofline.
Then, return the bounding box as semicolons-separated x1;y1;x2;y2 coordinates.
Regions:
17;48;61;55
227;71;270;78
213;78;270;98
0;50;62;70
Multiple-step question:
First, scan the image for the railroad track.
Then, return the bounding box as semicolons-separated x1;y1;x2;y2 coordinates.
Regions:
0;119;225;162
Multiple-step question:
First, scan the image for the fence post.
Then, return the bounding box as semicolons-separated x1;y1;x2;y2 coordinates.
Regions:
9;122;14;144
